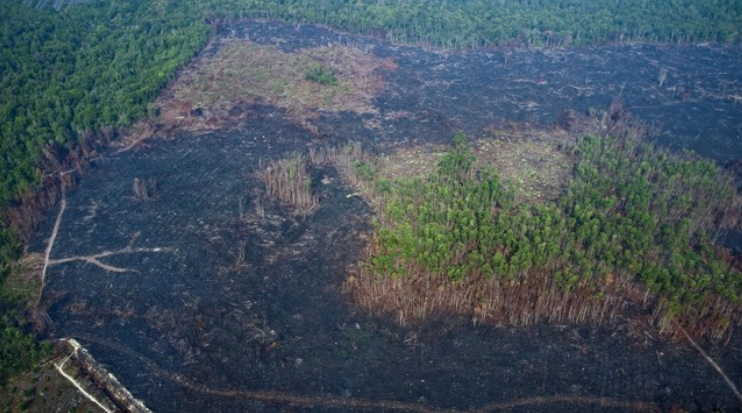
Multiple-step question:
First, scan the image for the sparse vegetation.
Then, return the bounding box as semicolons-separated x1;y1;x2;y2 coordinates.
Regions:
257;142;378;218
257;153;318;216
159;40;394;134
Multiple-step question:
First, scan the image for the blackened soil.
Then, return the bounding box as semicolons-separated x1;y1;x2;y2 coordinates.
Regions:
33;21;742;413
238;20;742;163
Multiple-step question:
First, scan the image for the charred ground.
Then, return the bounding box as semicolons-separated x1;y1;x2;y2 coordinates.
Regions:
11;20;742;413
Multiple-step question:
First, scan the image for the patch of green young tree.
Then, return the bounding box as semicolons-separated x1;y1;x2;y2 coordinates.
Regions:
365;132;742;339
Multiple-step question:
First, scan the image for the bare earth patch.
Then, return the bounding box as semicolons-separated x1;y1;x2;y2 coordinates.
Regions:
156;39;396;135
376;145;448;181
376;125;574;204
473;125;574;203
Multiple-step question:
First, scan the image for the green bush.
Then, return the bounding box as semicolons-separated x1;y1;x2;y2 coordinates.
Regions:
304;64;337;85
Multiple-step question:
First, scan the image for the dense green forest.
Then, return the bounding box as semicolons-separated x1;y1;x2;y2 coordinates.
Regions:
0;0;208;209
1;0;742;386
356;132;742;341
206;0;742;46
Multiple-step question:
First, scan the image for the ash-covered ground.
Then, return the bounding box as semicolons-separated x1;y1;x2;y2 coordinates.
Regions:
32;20;742;413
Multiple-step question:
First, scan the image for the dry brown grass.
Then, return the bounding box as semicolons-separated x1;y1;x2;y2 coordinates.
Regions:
346;268;624;329
157;39;396;134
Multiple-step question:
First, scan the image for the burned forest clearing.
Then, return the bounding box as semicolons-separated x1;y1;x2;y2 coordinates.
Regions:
6;19;742;413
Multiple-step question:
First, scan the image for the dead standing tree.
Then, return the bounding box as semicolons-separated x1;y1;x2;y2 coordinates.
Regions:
133;178;149;200
256;153;318;216
133;177;158;201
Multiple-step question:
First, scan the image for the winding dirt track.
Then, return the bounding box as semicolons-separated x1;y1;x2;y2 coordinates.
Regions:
36;183;65;310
